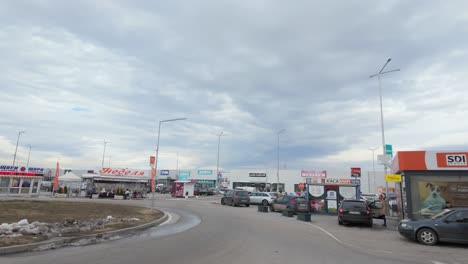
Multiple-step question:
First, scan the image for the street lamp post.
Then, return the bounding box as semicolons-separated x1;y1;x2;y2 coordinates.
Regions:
12;131;25;167
370;58;400;196
101;140;111;168
215;132;226;187
277;129;286;192
368;147;379;193
152;118;187;209
26;144;33;168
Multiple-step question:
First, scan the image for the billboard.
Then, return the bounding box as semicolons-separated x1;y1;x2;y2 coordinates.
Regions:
301;170;327;177
417;181;468;216
178;171;190;181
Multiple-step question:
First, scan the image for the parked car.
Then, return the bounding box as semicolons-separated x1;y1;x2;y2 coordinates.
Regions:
269;194;308;213
249;192;275;206
338;199;373;227
221;190;250;207
398;208;468;246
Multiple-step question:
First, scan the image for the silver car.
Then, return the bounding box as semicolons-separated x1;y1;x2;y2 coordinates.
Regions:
249;192;275;206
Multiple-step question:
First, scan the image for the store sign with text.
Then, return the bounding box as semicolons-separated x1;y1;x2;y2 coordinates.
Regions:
320;178;360;185
350;167;361;178
160;170;170;176
99;168;145;176
436;152;468;168
197;170;213;175
301;170;327;177
178;171;190;181
249;172;267;177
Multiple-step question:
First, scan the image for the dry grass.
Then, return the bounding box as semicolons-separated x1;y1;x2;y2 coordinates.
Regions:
0;200;163;247
0;200;162;224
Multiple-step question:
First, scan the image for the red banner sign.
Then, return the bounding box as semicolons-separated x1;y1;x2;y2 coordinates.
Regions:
149;156;156;166
0;172;40;176
99;168;145;176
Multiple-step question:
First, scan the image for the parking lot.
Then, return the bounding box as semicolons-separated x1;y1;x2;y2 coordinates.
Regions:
213;197;468;264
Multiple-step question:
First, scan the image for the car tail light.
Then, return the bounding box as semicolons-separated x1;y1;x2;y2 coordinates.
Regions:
290;199;296;204
234;194;239;199
367;210;370;215
338;208;343;214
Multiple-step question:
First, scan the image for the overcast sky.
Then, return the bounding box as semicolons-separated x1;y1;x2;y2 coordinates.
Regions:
0;1;467;171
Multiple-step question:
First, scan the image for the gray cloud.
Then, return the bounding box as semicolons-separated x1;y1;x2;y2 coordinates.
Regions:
1;1;468;171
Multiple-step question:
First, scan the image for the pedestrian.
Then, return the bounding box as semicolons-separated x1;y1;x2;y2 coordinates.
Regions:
125;189;130;200
379;193;387;227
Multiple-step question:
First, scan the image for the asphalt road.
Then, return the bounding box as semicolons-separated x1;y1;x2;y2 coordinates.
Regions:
1;196;467;264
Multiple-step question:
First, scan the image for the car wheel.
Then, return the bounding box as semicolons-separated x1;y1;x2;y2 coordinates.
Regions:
221;198;225;205
417;228;438;246
367;221;373;227
338;219;343;225
262;200;269;206
245;204;250;207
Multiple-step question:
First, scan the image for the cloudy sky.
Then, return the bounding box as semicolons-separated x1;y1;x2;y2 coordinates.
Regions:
0;0;467;171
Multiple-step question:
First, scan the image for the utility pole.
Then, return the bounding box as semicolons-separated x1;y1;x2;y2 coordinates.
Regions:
277;129;286;192
102;140;111;168
26;144;33;168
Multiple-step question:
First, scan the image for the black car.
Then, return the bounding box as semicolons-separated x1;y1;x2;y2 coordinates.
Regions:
270;194;308;213
221;190;250;207
398;208;468;246
338;199;372;227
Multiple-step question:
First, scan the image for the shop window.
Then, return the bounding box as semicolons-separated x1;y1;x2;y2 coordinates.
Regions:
410;174;468;219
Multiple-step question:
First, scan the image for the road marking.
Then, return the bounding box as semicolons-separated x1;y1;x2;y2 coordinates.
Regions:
306;222;394;254
159;212;173;226
431;261;448;264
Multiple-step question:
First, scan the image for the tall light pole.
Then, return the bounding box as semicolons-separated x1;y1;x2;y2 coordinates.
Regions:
101;140;111;168
370;58;400;196
152;118;187;209
26;144;34;168
214;132;226;187
12;131;25;167
369;147;379;193
277;129;286;192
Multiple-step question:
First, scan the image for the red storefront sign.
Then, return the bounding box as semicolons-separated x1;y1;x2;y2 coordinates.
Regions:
99;168;145;176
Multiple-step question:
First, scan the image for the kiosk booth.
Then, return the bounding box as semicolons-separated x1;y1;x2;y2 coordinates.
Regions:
391;151;468;220
172;180;196;198
306;178;360;214
0;166;43;196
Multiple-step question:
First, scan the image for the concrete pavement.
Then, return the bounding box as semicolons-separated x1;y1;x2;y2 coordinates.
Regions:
1;196;467;264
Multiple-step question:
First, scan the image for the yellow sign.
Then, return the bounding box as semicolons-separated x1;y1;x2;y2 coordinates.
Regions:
385;174;402;182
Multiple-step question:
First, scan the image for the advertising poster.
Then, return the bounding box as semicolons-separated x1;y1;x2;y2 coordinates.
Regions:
309;185;324;197
339;186;356;199
418;181;468;217
327;200;338;213
327;190;337;199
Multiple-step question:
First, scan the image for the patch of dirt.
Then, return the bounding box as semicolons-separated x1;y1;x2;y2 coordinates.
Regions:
0;200;163;247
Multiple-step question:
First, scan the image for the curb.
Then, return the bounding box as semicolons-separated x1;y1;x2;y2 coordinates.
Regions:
0;210;168;255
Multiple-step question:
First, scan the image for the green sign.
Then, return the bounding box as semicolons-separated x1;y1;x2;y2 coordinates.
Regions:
197;170;213;175
385;144;393;157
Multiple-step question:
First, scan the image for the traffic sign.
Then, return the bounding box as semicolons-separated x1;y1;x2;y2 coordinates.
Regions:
351;167;361;178
385;174;401;182
386;144;393;157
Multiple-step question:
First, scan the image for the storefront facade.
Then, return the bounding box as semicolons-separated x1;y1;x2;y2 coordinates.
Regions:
0;165;43;196
391;151;468;220
82;168;150;193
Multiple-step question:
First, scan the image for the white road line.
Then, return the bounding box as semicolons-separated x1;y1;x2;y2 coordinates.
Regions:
159;212;173;226
306;222;394;254
431;261;448;264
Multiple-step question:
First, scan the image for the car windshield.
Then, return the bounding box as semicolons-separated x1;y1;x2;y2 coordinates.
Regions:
431;209;454;219
235;191;249;196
